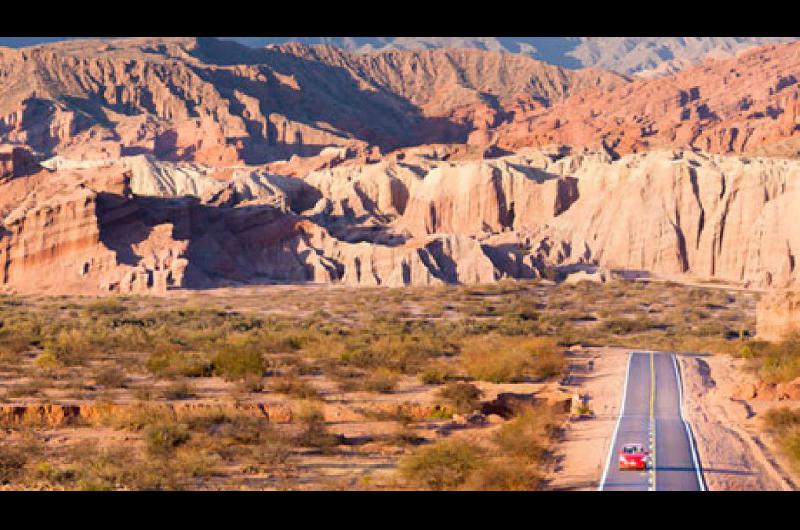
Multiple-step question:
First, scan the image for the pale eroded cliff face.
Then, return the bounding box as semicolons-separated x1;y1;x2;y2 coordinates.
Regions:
756;290;800;341
1;148;798;294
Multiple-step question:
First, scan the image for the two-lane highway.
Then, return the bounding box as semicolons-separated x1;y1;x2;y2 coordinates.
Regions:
599;351;705;491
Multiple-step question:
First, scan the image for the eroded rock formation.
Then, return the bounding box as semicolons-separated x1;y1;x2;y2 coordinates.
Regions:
756;290;800;341
492;41;800;159
0;37;625;165
1;37;799;295
1;146;799;294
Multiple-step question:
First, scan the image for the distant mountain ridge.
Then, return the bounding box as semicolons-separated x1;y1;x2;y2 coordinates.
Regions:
223;37;798;75
1;37;796;76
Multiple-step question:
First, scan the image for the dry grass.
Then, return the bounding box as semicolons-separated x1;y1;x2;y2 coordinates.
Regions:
399;403;561;490
0;279;759;490
437;382;482;413
763;407;800;472
460;336;564;383
399;438;485;490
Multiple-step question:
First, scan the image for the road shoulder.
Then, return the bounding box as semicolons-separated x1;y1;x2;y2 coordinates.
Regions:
548;347;629;490
678;354;797;491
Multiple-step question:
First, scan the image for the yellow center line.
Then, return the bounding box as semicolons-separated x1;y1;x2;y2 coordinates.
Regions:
650;352;657;490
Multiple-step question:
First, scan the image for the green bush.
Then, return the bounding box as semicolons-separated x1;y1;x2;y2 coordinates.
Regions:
144;421;190;456
95;367;127;388
399;439;484;490
763;407;800;471
237;375;265;393
292;403;340;452
438;382;482;413
212;344;265;381
33;352;60;371
84;299;127;316
363;368;399;393
0;446;26;484
492;406;557;463
763;407;800;433
146;348;212;378
161;381;195;400
600;317;656;335
271;372;320;399
45;329;92;365
418;365;448;385
461;336;564;383
758;334;800;383
462;458;543;491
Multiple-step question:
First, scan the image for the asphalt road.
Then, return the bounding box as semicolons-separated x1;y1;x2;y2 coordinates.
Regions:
600;351;705;491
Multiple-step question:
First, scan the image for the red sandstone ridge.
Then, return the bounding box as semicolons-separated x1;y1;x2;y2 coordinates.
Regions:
0;37;625;167
489;42;800;159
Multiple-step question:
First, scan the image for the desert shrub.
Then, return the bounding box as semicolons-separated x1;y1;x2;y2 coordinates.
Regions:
173;448;220;479
183;409;269;442
338;328;457;374
600;317;657;335
462;458;543;491
0;319;40;356
763;407;800;433
161;380;195;400
0;446;26;484
418;364;449;385
387;425;425;447
99;403;175;431
184;411;290;475
84;298;126;316
34;462;78;485
146;347;212;378
271;372;320;399
251;439;293;468
763;407;800;471
293;402;340;451
212;342;265;381
144;421;191;456
399;439;484;490
427;407;454;420
236;375;265;393
758;333;800;384
438;382;482;414
460;336;564;383
66;445;190;491
693;322;728;337
133;385;154;401
33;352;60;371
492;405;558;463
45;329;92;365
95;367;127;388
6;379;45;398
737;343;758;359
363;368;399;393
781;432;800;470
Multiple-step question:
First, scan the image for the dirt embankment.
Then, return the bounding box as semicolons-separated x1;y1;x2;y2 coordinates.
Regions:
678;354;799;490
548;347;630;490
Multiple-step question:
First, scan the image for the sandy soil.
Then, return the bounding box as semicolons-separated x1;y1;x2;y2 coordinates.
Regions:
548;347;630;490
679;353;799;490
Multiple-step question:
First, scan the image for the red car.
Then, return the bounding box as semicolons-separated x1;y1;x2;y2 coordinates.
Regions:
618;443;649;470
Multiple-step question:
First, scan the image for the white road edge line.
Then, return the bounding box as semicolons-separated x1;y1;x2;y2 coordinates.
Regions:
598;351;633;491
671;353;707;491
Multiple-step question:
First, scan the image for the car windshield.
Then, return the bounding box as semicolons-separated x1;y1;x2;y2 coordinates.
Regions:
623;445;642;454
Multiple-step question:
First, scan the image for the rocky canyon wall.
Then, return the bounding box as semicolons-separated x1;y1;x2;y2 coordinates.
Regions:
1;147;798;294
